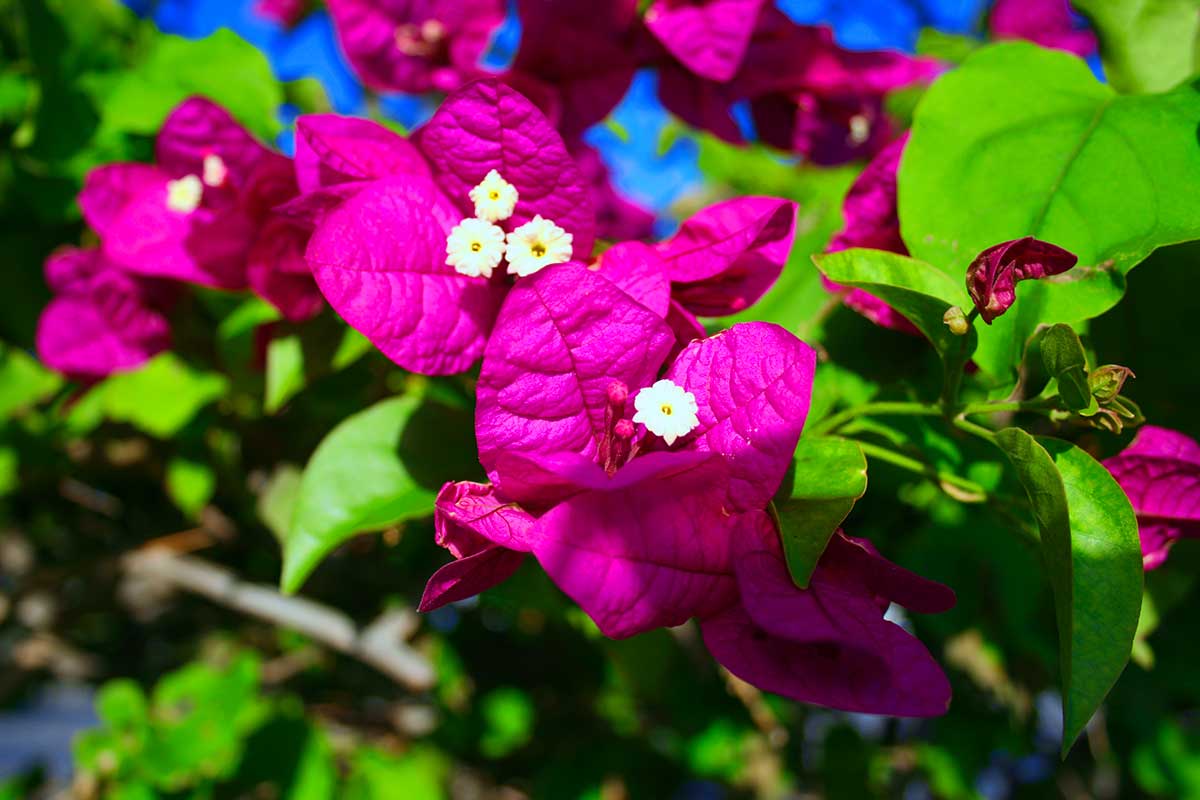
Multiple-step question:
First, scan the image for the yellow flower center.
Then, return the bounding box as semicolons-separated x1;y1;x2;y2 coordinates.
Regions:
531;243;546;258
470;241;482;252
661;404;673;416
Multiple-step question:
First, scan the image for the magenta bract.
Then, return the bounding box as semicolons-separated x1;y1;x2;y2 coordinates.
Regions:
644;0;767;83
413;80;597;258
1104;426;1200;569
305;176;506;375
966;237;1079;324
823;133;918;334
327;0;504;93
989;0;1098;57
36;248;171;379
702;512;953;717
657;196;797;316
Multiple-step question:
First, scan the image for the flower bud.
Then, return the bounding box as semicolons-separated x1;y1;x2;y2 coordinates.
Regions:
606;381;629;406
965;237;1077;324
614;419;635;439
1089;365;1135;404
942;305;969;336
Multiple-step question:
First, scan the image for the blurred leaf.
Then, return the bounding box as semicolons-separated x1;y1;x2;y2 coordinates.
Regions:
480;687;535;759
902;43;1197;378
808;361;879;426
778;436;868;587
265;334;305;414
97;28;282;141
165;457;215;519
258;463;304;543
813;248;977;368
915;28;982;64
1132;719;1200;796
282;395;437;593
1039;324;1093;411
77;354;227;438
217;296;280;342
1074;0;1200;94
993;429;1143;754
344;746;448;800
0;345;61;419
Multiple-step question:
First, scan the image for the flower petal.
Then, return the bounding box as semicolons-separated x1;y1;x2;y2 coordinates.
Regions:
294;114;430;193
418;546;525;612
476;263;674;474
531;452;738;638
657;197;796;316
414;79;596;259
664;322;815;511
644;0;766;82
435;481;539;554
591;241;671;316
305;176;505;375
701;510;952;717
156;97;273;187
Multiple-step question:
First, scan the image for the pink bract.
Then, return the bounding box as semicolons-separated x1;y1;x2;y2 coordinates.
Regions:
1104;427;1200;570
990;0;1098;57
327;0;505;93
36;248;171;379
966;237;1078;324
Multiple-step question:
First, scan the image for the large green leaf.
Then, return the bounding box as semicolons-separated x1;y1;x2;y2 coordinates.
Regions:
993;429;1142;754
777;436;868;587
812;248;977;367
281;396;437;593
1074;0;1200;94
69;354;228;438
900;43;1200;377
96;29;282;141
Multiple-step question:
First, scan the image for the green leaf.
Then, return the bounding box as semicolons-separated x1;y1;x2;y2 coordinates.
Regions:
1039;324;1093;411
993;429;1142;754
0;345;61;419
80;354;228;438
812;248;977;367
257;463;304;544
97;29;282;141
1074;0;1200;94
165;457;215;519
344;746;448;800
777;436;868;587
901;43;1200;377
281;396;438;593
265;334;306;414
480;687;536;759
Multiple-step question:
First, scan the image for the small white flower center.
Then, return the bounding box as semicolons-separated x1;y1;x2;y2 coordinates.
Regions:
632;379;700;446
446;218;506;279
469;169;519;222
848;114;871;145
394;20;443;56
166;174;203;214
202;153;228;187
505;215;573;278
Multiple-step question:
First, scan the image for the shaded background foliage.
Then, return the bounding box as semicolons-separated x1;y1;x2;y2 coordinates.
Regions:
1;0;1199;798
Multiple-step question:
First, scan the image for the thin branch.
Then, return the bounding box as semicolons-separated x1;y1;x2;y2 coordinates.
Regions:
122;549;435;690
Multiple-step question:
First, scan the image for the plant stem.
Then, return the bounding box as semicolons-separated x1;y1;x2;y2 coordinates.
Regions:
961;396;1060;416
954;415;997;442
854;440;987;500
809;401;943;436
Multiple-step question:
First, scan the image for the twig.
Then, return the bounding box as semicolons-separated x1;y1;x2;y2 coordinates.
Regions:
121;549;435;690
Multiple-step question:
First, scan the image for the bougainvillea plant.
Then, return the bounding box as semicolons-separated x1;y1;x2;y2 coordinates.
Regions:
13;0;1200;795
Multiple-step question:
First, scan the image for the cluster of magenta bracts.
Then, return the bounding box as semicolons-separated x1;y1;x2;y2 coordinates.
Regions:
420;264;956;716
34;0;1195;716
329;0;940;165
37;98;323;379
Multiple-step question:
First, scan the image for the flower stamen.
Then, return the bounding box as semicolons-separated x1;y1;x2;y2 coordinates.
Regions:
166;175;203;214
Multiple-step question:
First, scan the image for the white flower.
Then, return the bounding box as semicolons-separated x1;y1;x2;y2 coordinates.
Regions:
505;215;573;277
165;175;203;213
446;218;506;278
632;379;700;446
468;169;519;222
202;153;229;187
